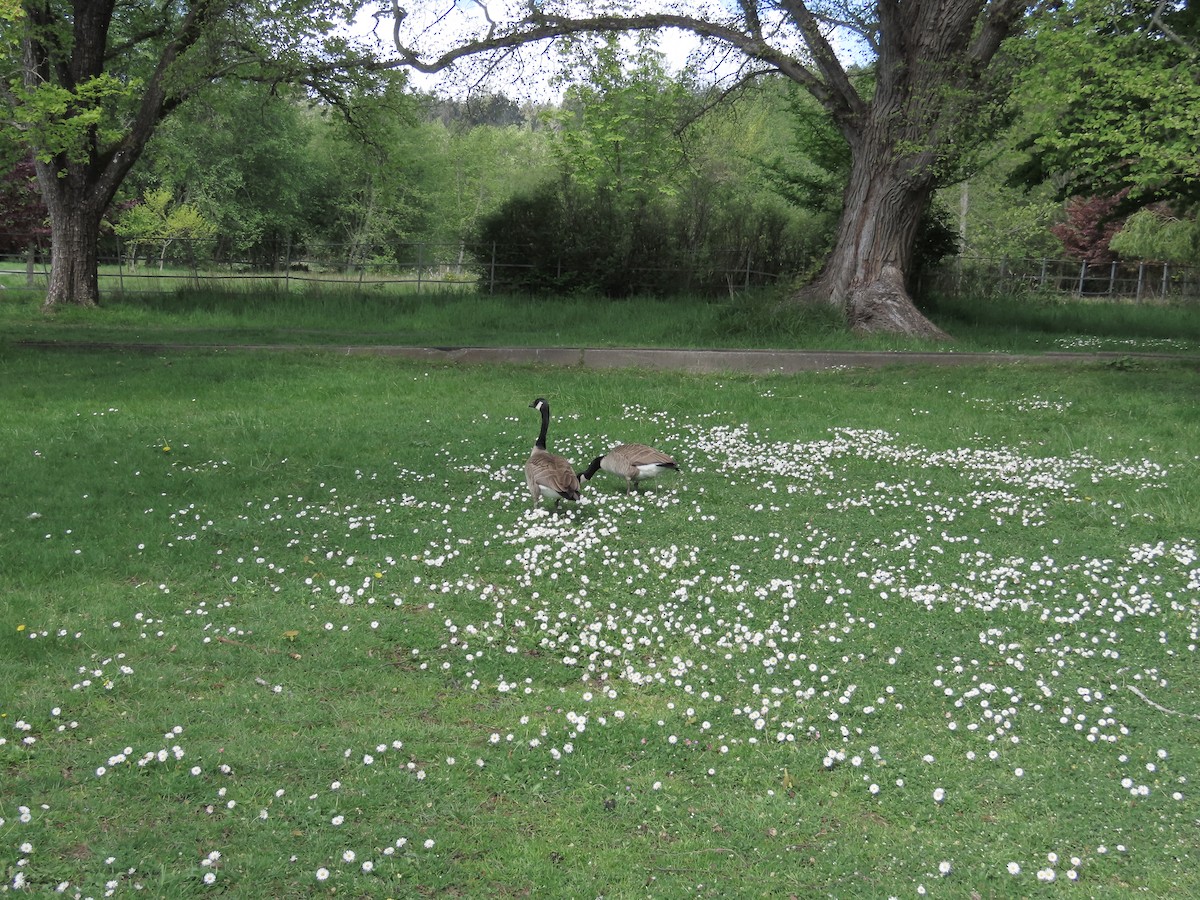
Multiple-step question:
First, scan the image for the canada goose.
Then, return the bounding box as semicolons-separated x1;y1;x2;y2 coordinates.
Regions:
580;443;678;493
525;398;581;510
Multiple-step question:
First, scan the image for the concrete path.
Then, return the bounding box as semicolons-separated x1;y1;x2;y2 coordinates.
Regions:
16;340;1194;374
330;345;1193;374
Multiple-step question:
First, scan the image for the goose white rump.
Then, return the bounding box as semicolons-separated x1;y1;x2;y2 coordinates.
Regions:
581;443;679;493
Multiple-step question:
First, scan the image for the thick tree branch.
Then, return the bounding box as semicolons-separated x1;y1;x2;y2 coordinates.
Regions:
967;0;1030;67
389;5;840;102
1151;0;1199;58
776;0;867;121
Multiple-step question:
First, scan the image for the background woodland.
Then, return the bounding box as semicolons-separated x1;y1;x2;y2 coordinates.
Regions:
2;2;1197;301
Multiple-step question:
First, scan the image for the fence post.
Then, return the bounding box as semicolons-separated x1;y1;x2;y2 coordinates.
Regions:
116;236;125;297
1108;260;1117;295
1161;263;1170;299
745;250;752;291
489;242;497;294
189;238;200;288
1077;262;1088;294
1136;262;1145;303
1038;258;1048;291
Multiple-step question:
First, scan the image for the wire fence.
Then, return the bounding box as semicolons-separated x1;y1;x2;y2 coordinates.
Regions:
921;256;1200;303
0;235;786;297
2;234;1197;302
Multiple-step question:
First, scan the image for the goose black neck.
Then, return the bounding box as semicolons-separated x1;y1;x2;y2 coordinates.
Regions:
535;403;550;450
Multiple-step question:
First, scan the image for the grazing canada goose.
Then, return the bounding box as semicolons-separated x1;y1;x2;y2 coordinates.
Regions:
580;443;679;493
525;398;581;510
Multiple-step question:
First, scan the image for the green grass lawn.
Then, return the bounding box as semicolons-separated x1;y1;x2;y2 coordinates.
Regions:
2;341;1199;897
3;284;1200;355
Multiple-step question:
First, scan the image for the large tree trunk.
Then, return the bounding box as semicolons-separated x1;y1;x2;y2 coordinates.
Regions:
783;0;1029;342
803;142;950;341
20;0;215;312
37;167;107;310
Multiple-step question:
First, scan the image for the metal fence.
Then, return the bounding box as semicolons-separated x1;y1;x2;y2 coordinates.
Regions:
921;256;1200;303
0;236;786;297
3;234;1197;302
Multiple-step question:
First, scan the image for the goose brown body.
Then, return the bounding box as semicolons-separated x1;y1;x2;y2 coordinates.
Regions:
525;398;581;509
580;443;678;493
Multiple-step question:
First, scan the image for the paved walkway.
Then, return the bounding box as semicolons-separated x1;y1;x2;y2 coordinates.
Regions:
16;340;1194;374
350;346;1188;374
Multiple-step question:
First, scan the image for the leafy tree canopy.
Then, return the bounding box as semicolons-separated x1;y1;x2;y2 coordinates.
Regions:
543;34;692;197
1015;0;1200;210
2;0;411;307
1109;205;1200;263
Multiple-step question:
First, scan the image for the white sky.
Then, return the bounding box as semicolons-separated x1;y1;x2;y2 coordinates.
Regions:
350;4;708;101
346;1;867;102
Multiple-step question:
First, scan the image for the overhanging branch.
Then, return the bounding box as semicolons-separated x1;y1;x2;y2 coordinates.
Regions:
1151;0;1199;58
388;3;834;102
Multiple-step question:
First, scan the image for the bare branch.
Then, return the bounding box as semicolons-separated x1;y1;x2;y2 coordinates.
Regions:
388;4;837;104
738;0;763;41
677;66;780;133
467;0;499;40
776;0;867;120
1151;0;1199;58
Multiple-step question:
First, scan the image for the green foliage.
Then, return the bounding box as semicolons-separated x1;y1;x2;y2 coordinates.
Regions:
114;188;216;268
953;1;1197;263
131;83;334;264
473;180;721;296
473;62;828;298
545;35;688;198
471;36;701;296
300;76;432;266
8;74;136;167
473;175;819;298
126;78;554;270
938;156;1062;260
411;113;554;251
760;81;855;222
3;0;416;307
1110;207;1199;264
1013;0;1200;209
910;201;961;293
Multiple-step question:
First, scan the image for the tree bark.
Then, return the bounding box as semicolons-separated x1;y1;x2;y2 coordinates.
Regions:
785;0;1031;342
19;0;224;310
801;136;950;340
36;164;109;309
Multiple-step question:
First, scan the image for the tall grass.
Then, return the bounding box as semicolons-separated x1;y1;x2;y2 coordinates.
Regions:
2;345;1199;896
927;290;1200;351
4;284;1200;354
